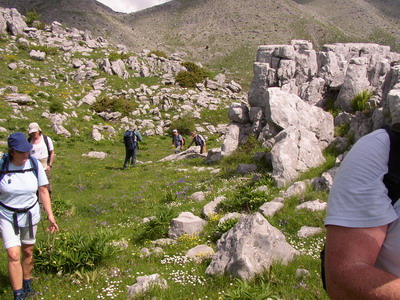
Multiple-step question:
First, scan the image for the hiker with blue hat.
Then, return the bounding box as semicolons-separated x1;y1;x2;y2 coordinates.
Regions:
0;132;59;300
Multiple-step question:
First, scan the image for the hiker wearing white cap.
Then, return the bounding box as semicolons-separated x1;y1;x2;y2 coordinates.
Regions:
171;129;184;153
27;123;55;198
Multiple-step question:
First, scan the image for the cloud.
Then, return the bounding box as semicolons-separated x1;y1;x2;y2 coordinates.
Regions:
96;0;171;13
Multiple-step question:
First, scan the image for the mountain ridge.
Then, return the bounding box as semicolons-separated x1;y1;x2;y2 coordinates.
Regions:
0;0;399;86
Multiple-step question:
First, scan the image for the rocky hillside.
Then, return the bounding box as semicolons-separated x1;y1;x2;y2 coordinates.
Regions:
0;8;245;149
0;0;399;86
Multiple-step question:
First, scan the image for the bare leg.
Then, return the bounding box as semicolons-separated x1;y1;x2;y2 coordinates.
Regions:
21;244;34;280
7;246;22;290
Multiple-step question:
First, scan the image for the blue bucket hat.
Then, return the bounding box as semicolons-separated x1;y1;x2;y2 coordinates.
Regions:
8;132;33;152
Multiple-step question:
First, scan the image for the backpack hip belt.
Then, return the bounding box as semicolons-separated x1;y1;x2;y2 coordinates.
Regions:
0;200;38;239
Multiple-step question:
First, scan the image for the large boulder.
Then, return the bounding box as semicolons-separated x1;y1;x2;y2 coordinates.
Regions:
336;57;370;112
168;212;207;239
271;126;325;187
264;87;334;147
127;274;167;298
206;213;298;280
228;102;250;123
0;8;27;36
221;123;241;156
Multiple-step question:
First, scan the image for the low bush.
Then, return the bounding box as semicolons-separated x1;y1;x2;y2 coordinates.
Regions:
351;90;373;112
92;96;134;116
108;51;130;61
169;114;196;136
30;45;59;55
135;208;177;242
148;50;167;58
25;10;41;27
34;229;120;274
175;61;211;88
49;100;64;113
212;217;239;241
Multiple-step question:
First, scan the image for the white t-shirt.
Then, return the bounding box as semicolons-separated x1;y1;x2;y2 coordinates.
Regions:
325;129;400;276
30;135;54;161
0;158;48;227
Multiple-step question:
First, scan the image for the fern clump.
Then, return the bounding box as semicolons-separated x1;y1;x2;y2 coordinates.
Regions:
34;229;120;274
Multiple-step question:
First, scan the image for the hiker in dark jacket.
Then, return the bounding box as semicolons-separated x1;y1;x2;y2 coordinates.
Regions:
0;132;58;300
123;125;142;169
171;129;184;153
188;131;206;154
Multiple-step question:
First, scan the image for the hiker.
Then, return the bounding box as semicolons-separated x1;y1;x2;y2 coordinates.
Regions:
123;125;142;169
28;122;55;198
0;132;59;300
171;129;184;153
188;131;207;154
324;125;400;299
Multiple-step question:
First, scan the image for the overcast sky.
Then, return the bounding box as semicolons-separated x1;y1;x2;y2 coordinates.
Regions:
96;0;172;13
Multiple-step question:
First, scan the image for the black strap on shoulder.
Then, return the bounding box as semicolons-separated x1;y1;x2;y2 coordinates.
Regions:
0;157;38;179
43;135;51;164
383;125;400;206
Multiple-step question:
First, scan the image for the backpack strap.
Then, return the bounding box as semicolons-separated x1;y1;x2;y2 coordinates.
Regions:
0;156;38;180
383;125;400;205
0;154;9;182
43;135;51;164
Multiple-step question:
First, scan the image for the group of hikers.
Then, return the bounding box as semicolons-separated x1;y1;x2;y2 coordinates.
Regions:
122;126;207;169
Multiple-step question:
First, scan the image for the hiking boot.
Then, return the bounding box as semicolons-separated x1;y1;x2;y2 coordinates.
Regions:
23;279;33;298
14;292;25;300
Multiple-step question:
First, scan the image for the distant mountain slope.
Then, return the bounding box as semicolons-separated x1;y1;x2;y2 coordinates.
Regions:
0;0;399;86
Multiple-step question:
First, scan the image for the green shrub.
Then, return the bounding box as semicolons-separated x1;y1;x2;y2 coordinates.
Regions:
148;50;167;58
25;10;41;27
169;114;196;136
219;177;278;213
135;208;177;242
51;198;75;217
334;123;350;137
175;61;211;88
213;217;239;241
34;229;120;274
49;100;64;113
92;96;134;116
219;135;266;172
108;51;129;62
351;90;373;112
163;190;178;204
30;45;58;55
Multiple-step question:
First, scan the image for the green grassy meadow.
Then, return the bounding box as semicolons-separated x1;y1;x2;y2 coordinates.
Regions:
0;133;329;299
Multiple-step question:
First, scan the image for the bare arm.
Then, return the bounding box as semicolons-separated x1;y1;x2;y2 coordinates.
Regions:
38;186;59;233
326;225;400;299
